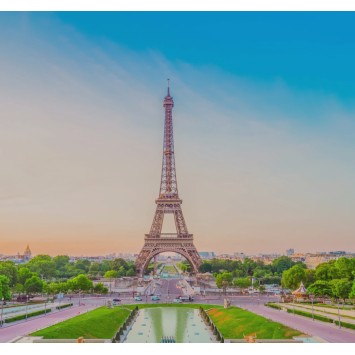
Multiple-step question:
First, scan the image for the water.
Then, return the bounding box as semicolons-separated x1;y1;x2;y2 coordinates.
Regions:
124;307;215;343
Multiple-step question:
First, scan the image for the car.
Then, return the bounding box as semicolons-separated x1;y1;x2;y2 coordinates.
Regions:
134;296;142;301
151;295;160;301
173;298;182;303
180;296;193;302
112;298;121;305
149;293;154;296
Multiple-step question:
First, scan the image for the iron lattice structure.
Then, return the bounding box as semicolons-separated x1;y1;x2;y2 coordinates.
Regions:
136;82;202;277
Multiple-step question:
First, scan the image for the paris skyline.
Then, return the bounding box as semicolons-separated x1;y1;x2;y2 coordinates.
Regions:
1;12;355;256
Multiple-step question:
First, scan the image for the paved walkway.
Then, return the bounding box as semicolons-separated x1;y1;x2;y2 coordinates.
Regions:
281;304;355;325
0;303;100;343
235;301;355;343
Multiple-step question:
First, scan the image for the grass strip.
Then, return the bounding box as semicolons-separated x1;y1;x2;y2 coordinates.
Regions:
31;306;131;339
287;308;333;323
5;309;52;323
56;303;73;310
265;303;283;310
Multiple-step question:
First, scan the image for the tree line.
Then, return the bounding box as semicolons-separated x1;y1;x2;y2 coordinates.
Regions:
0;255;136;300
199;256;355;301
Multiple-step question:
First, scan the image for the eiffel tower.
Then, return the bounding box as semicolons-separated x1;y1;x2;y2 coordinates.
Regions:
135;81;202;277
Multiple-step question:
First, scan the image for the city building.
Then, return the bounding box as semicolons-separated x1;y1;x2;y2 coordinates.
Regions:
0;245;32;264
199;252;216;260
286;248;294;256
304;252;355;269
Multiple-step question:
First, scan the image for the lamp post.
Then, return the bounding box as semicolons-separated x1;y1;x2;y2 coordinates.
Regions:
292;295;295;316
44;297;47;315
78;290;81;306
1;298;4;327
337;300;341;329
25;295;29;320
310;294;314;321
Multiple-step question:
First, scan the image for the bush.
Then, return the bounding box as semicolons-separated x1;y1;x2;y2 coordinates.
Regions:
286;308;333;323
5;309;52;323
56;303;73;310
265;303;282;310
335;320;355;330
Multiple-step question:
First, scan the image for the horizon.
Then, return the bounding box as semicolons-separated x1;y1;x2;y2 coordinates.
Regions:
1;12;355;256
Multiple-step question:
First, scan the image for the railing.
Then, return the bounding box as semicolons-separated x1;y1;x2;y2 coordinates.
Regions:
199;307;224;343
112;306;139;343
145;234;193;239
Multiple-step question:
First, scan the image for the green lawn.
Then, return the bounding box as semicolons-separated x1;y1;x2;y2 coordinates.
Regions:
31;306;132;339
30;303;302;340
161;265;178;274
207;307;302;339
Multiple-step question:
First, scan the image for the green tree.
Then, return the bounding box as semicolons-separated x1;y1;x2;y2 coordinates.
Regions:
24;275;44;294
233;277;252;290
199;261;212;273
0;275;11;300
216;272;233;294
45;282;59;296
126;268;136;277
53;255;70;269
307;280;332;297
74;259;91;273
305;269;316;287
93;283;108;294
271;256;295;275
330;278;352;302
99;260;112;273
281;265;306;290
0;261;18;286
335;257;355;281
88;262;101;276
111;258;127;271
315;261;340;281
27;255;56;279
104;270;118;279
349;280;355;301
68;274;93;292
17;267;34;285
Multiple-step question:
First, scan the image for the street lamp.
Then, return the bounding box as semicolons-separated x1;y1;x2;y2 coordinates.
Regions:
1;298;4;327
25;295;29;320
44;297;47;315
78;290;81;306
310;294;314;321
337;300;341;329
292;295;295;316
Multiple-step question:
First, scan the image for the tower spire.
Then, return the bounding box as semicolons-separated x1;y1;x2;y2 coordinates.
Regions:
167;78;170;96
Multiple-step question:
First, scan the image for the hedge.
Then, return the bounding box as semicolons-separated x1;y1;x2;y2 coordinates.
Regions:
287;308;333;323
335;320;355;330
56;303;73;310
5;309;52;323
265;303;282;310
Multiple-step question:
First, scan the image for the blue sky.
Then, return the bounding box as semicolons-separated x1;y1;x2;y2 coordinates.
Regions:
54;12;355;103
0;12;354;255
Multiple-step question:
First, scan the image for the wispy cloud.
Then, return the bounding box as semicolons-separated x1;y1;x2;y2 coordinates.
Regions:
0;13;354;255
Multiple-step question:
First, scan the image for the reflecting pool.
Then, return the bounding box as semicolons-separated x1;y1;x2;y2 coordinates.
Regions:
123;307;215;343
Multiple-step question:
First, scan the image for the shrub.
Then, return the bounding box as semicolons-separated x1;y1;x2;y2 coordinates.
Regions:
56;303;73;310
265;303;282;310
5;309;52;323
286;308;333;323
